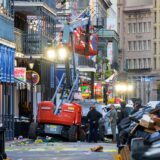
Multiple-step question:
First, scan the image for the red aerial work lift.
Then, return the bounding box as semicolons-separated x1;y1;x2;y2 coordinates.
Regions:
28;8;98;141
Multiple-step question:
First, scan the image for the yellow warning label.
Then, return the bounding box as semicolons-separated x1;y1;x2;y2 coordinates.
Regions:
68;107;74;110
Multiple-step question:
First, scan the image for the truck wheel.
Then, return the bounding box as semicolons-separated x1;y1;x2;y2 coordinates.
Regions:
28;122;37;139
68;125;78;142
79;128;86;142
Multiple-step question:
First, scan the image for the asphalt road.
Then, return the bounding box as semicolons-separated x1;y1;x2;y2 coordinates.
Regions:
6;140;117;160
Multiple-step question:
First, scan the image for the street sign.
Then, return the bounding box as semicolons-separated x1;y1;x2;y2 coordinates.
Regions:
14;67;26;81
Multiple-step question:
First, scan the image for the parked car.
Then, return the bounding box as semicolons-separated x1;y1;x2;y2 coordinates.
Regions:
103;103;134;135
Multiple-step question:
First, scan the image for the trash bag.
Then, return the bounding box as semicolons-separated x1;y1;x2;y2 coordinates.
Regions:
134;129;150;141
130;106;153;122
118;117;131;132
148;132;160;143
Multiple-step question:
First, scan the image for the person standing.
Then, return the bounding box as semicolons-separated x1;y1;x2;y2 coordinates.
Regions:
87;105;102;142
117;101;128;125
109;104;117;142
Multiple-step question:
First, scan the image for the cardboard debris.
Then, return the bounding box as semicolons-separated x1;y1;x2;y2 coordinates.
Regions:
90;145;103;152
118;107;160;159
120;145;130;160
139;119;154;129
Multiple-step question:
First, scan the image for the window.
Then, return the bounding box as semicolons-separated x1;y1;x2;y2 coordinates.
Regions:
133;41;137;51
155;12;157;23
139;41;142;50
128;41;132;51
148;58;151;68
134;59;136;69
139;59;141;69
154;27;157;38
144;59;146;68
144;22;147;32
142;22;144;32
154;58;157;69
154;43;157;54
126;59;129;69
128;23;132;33
148;22;151;32
148;40;151;50
138;23;142;32
137;41;140;51
133;23;136;33
141;59;145;68
143;40;147;50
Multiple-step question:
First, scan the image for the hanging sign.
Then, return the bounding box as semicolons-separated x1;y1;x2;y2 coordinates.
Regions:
26;70;40;85
14;67;26;81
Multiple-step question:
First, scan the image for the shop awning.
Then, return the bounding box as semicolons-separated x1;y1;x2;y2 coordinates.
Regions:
105;71;118;83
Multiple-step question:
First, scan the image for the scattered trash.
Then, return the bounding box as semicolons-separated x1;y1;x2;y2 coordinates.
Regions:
34;139;43;144
9;139;34;147
118;105;160;159
18;136;23;140
90;145;103;152
104;137;112;143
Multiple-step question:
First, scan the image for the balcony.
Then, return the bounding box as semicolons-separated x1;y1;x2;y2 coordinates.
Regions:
98;29;119;42
0;14;14;43
76;54;96;73
23;33;51;55
14;28;23;53
14;0;56;16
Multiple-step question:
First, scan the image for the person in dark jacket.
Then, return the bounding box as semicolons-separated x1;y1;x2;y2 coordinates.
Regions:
87;105;102;142
130;102;141;115
117;101;129;149
117;101;129;125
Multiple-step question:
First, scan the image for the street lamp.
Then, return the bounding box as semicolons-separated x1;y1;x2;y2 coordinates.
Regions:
115;82;134;101
46;46;69;103
29;56;34;122
58;47;68;60
47;48;56;60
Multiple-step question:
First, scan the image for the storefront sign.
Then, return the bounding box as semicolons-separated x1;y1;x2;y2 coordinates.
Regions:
26;70;40;85
14;67;26;81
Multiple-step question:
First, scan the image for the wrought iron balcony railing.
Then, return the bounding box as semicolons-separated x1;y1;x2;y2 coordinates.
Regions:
14;28;24;53
0;14;14;42
14;0;56;10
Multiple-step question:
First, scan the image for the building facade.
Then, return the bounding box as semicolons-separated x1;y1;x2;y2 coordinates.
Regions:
0;0;15;140
117;0;160;104
13;0;57;134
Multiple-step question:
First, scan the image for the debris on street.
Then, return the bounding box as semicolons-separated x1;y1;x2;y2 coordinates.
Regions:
117;105;160;159
90;145;103;152
104;137;112;143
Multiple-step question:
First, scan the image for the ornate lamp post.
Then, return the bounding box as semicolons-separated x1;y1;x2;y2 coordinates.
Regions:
29;56;34;122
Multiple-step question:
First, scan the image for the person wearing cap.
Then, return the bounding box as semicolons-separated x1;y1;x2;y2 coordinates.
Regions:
87;105;102;142
109;104;117;142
